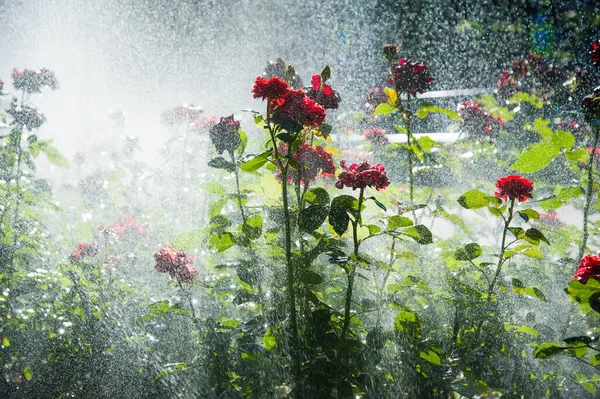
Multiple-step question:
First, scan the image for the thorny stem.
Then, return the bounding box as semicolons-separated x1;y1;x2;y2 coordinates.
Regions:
342;188;365;338
579;126;600;261
488;198;515;300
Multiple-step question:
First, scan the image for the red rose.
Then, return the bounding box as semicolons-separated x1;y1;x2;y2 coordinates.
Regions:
495;175;534;202
275;142;335;185
335;161;390;191
392;58;434;95
573;254;600;284
179;265;199;284
582;87;600;123
252;76;290;101
272;89;326;128
111;215;146;235
590;39;600;68
383;44;398;60
306;77;341;110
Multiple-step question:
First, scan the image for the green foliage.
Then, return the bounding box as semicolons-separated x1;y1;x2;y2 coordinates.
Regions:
415;103;461;121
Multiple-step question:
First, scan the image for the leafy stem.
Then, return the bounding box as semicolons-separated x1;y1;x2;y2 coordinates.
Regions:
342;187;365;338
488;198;515;300
579;126;600;261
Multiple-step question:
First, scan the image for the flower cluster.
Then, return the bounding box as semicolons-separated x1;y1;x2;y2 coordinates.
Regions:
154;245;198;283
573;254;600;284
392;58;434;95
7;99;46;130
111;215;147;235
12;68;58;93
72;243;98;260
306;75;341;110
495;175;534;202
161;104;204;127
496;71;521;101
335;161;390;191
276;142;335;185
457;101;503;137
362;128;388;145
582;87;600;123
190;116;219;133
272;89;326;129
209;115;241;155
590;39;600;68
252;76;290;101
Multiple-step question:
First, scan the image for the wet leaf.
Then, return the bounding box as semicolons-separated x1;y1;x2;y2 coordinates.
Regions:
388;215;413;230
304;187;330;206
299;205;329;232
240;150;272;173
533;342;568;359
454;243;482;261
208;156;235;172
320;64;331;82
209;233;235;252
419;350;441;366
262;329;277;351
374;103;395;116
457;190;489;209
415;104;461;121
403;225;433;244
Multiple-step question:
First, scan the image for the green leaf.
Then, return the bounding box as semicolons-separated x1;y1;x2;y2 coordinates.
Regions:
566;147;590;163
403;225;433;244
524;228;550;245
262;329;277;351
301;270;324;285
299;205;329;232
454;243;482;261
237;129;248;157
201;182;227;197
368;196;387;211
209;233;235;252
242;215;263;240
419;350;441;366
508;227;525;239
522;246;543;258
240;150;272;173
551;130;575;150
367;224;381;235
393;309;420;333
558;186;583;201
509;92;544;108
2;336;9;347
505;324;539;337
39;141;70;168
388;215;413;230
374;103;396;116
172;228;209;250
457;190;489;209
517;209;539;222
415;104;461;121
511;143;559;173
540;196;563;211
320;64;331;82
304;187;330;206
533;342;568;359
208;157;236;172
417;136;440;153
23;366;32;380
328;205;350;235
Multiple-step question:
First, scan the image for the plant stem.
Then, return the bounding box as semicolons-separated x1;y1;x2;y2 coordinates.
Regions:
579;126;600;261
177;279;202;331
230;152;247;225
488;198;515;299
342;188;364;338
265;101;300;381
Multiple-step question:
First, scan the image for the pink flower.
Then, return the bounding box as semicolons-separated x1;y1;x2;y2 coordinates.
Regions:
111;215;146;235
335;161;390;191
154;245;197;283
